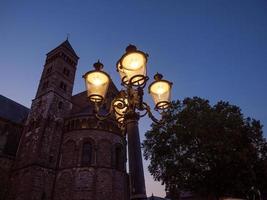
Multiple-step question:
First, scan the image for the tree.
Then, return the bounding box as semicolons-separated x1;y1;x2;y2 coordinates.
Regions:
143;97;267;199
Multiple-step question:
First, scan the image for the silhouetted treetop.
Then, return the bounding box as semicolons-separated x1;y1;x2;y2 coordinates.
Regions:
143;97;267;199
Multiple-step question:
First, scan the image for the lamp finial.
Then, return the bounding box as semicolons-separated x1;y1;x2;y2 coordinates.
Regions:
93;60;104;70
125;44;137;52
154;72;163;81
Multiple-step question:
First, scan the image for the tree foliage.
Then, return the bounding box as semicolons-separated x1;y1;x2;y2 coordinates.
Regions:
143;97;267;198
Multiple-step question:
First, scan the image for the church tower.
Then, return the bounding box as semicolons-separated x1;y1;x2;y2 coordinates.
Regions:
8;40;79;200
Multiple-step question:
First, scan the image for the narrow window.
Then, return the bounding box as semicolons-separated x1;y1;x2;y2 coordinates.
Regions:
60;81;67;91
46;66;52;75
58;101;63;109
41;192;46;200
49;155;53;163
81;142;92;165
63;68;70;76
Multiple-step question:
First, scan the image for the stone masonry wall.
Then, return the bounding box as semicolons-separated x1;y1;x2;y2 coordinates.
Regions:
54;128;128;200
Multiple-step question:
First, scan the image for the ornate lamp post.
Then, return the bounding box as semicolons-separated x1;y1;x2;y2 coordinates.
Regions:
83;45;173;200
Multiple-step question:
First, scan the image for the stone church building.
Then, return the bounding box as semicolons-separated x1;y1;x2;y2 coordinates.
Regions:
0;40;129;200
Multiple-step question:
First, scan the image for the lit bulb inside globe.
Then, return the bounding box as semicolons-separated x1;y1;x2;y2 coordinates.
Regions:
156;85;165;95
129;59;140;69
86;71;108;86
92;76;102;86
122;52;146;71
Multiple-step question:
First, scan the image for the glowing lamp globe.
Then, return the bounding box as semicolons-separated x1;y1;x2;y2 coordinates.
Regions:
148;73;172;110
117;45;148;86
83;61;110;103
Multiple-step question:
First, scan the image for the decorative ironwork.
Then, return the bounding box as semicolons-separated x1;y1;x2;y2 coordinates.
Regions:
83;45;172;129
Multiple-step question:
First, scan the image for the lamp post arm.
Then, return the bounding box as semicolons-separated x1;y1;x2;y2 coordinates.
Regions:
142;102;162;124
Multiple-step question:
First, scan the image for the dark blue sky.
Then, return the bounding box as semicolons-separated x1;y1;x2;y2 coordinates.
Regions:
1;0;267;197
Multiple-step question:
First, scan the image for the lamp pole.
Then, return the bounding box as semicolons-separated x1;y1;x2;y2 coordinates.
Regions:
83;44;173;200
125;110;147;200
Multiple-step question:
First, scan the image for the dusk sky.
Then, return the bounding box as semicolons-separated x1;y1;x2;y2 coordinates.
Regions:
1;0;267;197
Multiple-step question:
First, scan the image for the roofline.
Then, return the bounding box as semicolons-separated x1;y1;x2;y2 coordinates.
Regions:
0;94;30;111
46;39;79;59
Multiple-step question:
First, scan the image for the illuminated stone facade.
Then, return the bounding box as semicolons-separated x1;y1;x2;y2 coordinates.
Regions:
0;40;129;200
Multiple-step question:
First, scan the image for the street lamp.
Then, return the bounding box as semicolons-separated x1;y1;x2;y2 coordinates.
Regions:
148;73;172;111
83;44;172;200
83;60;111;103
116;44;148;87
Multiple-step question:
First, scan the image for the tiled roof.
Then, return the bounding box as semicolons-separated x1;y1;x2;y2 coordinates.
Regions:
47;39;79;58
0;95;29;124
61;39;79;58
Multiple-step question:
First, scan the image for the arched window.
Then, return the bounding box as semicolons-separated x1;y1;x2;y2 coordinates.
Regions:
115;146;123;170
81;119;87;128
58;101;63;110
81;142;92;165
